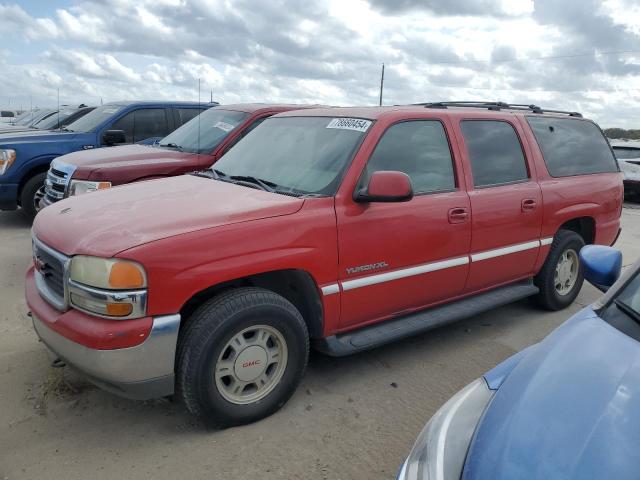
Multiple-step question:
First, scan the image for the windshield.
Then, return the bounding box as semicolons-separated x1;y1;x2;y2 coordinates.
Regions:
617;269;640;318
15;110;49;126
33;110;76;130
613;147;640;160
159;108;249;154
213;116;371;196
66;105;125;133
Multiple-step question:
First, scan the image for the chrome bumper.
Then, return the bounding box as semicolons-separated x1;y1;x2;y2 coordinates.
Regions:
32;312;181;400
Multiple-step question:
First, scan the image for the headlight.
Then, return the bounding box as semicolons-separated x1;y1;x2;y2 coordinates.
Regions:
68;256;147;318
68;179;111;196
398;378;493;480
0;149;16;174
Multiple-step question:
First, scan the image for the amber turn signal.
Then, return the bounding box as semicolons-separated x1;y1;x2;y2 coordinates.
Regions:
106;303;134;317
109;262;145;289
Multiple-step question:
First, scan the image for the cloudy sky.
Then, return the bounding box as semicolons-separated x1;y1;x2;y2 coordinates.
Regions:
1;0;640;127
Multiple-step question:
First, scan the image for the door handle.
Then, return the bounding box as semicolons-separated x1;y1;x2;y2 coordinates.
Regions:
448;207;469;224
521;199;537;212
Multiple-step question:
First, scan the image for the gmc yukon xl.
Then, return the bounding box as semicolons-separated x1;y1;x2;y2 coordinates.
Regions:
26;102;622;427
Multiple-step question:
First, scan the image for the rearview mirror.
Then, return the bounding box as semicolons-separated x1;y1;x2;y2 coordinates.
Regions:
579;245;622;292
102;129;126;146
355;171;413;203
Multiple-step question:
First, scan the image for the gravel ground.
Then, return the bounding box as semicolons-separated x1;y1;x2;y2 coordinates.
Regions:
1;205;639;480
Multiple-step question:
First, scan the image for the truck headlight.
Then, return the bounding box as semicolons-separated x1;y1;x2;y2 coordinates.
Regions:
0;149;16;174
68;256;147;318
398;378;493;480
68;179;111;196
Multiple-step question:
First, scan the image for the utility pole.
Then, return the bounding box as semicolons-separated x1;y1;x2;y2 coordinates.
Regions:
379;63;385;106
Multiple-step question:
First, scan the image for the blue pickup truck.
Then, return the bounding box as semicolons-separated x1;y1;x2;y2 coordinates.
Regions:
0;100;216;218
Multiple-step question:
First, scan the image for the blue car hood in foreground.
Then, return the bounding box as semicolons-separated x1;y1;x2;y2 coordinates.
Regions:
0;130;79;144
464;307;640;480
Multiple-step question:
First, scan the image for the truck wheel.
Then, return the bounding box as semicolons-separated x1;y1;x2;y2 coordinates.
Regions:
20;172;46;219
534;230;585;311
177;287;309;428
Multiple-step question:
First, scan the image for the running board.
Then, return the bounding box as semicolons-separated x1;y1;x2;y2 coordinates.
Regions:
314;280;539;356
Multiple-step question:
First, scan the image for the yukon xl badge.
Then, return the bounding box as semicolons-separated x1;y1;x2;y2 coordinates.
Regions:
346;261;388;275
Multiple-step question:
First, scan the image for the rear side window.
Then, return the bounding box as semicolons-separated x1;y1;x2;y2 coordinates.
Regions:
133;108;170;142
461;120;529;187
363;120;456;194
177;108;202;125
527;117;618;177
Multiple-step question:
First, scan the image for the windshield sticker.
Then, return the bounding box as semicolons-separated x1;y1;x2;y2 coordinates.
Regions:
326;118;372;133
214;121;235;132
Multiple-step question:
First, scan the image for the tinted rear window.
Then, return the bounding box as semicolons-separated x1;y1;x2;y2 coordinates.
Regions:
527;117;618;177
460;120;529;187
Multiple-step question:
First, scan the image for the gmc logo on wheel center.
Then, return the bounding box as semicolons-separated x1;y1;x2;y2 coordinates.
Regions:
242;360;261;368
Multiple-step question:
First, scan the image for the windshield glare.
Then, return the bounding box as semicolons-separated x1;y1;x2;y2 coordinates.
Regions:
34;110;75;130
159;109;249;154
213;116;371;196
66;105;125;133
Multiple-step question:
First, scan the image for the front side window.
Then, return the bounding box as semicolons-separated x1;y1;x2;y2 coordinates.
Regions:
527;117;618;177
132;108;170;142
159;109;250;154
461;120;529;187
110;111;134;143
66;105;125;133
213;116;371;195
361;120;455;194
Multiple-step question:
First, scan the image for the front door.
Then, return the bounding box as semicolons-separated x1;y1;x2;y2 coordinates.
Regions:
336;119;472;330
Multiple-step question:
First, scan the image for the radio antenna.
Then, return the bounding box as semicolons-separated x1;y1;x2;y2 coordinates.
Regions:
197;78;201;160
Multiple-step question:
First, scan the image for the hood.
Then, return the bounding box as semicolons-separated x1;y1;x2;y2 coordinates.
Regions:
0;125;35;134
0;129;79;144
464;308;640;480
63;144;203;180
33;174;304;257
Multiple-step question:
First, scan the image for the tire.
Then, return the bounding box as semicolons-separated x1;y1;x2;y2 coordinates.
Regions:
20;172;46;219
534;229;585;311
177;287;309;428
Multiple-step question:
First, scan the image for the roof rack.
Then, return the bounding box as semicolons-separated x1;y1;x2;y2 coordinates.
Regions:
416;101;582;117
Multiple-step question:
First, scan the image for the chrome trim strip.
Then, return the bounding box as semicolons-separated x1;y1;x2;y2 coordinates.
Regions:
321;284;340;296
540;237;554;246
471;240;540;262
68;279;147;320
341;256;469;292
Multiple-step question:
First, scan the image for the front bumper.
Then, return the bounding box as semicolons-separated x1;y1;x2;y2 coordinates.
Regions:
26;268;181;400
0;182;19;210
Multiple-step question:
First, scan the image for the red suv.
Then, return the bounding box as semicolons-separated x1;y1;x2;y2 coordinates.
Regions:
39;104;316;207
26;102;622;426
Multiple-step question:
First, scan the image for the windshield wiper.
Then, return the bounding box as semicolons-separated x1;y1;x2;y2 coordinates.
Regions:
615;299;640;324
60;127;74;132
159;142;184;151
229;175;277;193
191;169;229;181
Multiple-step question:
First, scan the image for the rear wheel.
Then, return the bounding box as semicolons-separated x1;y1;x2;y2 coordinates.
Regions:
534;230;585;310
20;172;46;219
177;287;309;427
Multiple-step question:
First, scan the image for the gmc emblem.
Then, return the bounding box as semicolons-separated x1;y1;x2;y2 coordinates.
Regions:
242;359;261;368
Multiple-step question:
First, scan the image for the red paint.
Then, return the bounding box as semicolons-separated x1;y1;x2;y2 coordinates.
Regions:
31;106;623;347
365;171;413;199
242;360;261;368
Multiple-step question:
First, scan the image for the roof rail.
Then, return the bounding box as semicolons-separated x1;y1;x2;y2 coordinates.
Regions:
417;101;582;117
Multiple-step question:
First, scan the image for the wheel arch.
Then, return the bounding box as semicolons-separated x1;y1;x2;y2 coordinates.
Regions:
17;156;57;203
557;216;595;245
178;269;324;339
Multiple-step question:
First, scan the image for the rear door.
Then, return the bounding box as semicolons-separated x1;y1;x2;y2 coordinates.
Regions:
456;118;543;292
336;118;472;330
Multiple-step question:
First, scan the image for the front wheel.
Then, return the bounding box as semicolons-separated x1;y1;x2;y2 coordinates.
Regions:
177;287;309;427
534;230;585;310
20;172;46;219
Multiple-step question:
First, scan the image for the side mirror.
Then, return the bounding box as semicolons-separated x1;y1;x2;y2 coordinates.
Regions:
355;171;413;203
579;245;622;292
102;129;126;146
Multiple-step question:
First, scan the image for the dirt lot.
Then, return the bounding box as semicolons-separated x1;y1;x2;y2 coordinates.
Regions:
1;205;639;480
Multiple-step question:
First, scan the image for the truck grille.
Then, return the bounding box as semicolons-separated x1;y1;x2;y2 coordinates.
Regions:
33;237;69;311
43;160;76;205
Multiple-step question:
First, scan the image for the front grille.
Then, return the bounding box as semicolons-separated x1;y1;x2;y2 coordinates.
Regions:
33;238;69;310
43;161;76;204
